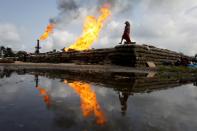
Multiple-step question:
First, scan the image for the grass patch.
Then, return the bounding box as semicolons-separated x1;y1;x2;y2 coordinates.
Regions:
158;66;197;73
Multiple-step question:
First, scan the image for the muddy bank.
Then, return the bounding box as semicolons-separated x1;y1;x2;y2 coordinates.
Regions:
0;62;153;74
1;66;197;94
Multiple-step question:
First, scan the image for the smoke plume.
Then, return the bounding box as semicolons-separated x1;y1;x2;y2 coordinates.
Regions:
51;0;132;26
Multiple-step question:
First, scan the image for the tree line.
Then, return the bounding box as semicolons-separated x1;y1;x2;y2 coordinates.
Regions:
0;46;27;58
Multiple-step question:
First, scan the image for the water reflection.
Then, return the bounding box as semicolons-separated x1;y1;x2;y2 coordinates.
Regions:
2;67;197;130
193;80;197;87
0;68;12;78
118;92;131;116
2;67;197;119
34;73;106;126
64;80;106;125
34;75;51;108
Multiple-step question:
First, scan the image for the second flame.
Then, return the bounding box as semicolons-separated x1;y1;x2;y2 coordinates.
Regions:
64;5;111;51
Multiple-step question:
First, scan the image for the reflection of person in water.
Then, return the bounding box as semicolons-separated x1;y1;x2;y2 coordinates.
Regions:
118;92;129;116
194;81;197;87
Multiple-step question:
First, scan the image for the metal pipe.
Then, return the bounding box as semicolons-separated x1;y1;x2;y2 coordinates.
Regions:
35;39;40;54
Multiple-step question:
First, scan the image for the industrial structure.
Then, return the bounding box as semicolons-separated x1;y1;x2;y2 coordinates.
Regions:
35;40;41;54
24;44;192;67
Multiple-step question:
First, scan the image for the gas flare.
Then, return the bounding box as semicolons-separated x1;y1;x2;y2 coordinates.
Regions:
64;5;111;51
64;81;106;125
39;23;54;41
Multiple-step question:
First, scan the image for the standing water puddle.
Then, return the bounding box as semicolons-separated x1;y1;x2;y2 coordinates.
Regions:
0;68;197;131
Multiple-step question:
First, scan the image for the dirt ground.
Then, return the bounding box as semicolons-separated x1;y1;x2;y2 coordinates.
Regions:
0;62;154;74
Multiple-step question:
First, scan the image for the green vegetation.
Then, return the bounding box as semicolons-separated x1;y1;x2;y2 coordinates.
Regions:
0;46;15;57
159;66;197;73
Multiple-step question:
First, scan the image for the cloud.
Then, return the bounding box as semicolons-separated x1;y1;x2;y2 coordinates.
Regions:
129;0;197;55
42;0;197;56
52;0;133;26
0;23;21;49
42;30;76;52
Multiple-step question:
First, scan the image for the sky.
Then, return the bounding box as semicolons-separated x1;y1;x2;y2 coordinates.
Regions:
0;0;197;55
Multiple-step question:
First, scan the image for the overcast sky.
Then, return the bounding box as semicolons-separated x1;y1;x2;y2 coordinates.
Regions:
0;0;197;55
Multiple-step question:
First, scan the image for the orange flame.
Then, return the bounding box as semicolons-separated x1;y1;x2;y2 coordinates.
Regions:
39;23;54;41
36;86;51;107
64;81;106;125
64;5;111;51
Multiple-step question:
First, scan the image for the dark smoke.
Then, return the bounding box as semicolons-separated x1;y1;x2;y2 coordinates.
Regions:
97;0;134;13
51;0;132;26
50;0;79;25
57;0;78;12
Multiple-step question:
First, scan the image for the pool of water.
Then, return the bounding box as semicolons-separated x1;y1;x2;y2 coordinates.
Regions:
0;69;197;131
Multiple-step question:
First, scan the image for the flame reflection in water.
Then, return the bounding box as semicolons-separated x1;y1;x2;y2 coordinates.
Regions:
64;80;107;125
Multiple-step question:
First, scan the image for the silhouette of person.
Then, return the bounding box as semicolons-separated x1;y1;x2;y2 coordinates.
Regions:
119;21;132;44
119;92;129;116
